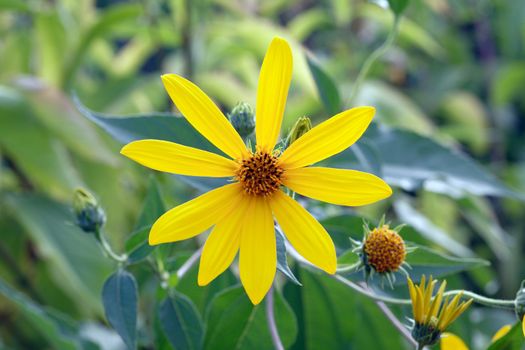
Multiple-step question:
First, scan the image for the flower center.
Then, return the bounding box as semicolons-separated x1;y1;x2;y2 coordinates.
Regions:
235;151;284;196
363;225;406;273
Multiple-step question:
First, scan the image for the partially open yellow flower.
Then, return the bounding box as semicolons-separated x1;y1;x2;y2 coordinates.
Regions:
408;276;472;347
121;37;392;304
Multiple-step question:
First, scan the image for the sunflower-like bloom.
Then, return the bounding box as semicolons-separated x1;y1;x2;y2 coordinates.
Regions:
121;37;392;304
408;276;472;347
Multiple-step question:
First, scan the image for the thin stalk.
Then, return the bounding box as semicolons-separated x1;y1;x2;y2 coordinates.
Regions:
266;286;285;350
95;229;127;263
176;246;203;279
347;14;401;106
443;290;515;309
333;275;411;305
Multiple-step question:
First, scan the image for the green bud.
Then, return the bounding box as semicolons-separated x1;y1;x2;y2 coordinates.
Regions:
287;116;312;146
73;188;106;233
228;102;255;139
411;321;441;348
515;280;525;321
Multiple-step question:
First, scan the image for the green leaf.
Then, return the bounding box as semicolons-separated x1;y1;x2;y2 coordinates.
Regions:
276;227;301;285
177;265;238;315
204;286;298;350
0;278;78;350
305;53;341;116
63;3;143;88
402;246;489;280
0;0;29;11
133;176;166;230
76;97;226;191
34;12;67;86
0;87;83;199
387;0;409;15
158;292;204;350
3;193;113;316
393;197;473;257
102;270;138;350
284;268;405;350
125;177;166;263
487;321;525;350
359;4;443;58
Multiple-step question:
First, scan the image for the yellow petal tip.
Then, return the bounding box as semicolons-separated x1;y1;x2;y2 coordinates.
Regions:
246;292;265;305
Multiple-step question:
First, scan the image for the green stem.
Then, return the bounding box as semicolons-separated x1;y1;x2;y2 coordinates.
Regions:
347;14;401;106
443;290;515;309
95;229;127;263
333;275;516;309
333;275;411;305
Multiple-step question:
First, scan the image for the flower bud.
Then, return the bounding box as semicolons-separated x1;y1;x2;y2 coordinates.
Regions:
411;320;441;348
287;116;312;146
228;102;255;139
515;280;525;321
73;188;106;233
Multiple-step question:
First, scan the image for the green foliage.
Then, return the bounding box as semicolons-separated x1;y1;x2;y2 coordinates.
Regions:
487;322;525;350
1;0;525;349
102;270;138;350
158;292;204;350
387;0;410;15
204;287;298;350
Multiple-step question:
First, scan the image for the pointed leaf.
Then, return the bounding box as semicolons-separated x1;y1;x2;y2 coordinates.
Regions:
158;292;204;350
102;270;138;350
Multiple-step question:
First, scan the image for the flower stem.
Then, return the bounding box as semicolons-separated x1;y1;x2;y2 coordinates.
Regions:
266;286;285;350
333;275;516;309
176;246;203;279
443;290;515;309
347;14;401;106
333;275;411;305
94;229;127;263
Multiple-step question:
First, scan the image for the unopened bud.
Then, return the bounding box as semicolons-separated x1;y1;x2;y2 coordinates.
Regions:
228;102;255;139
73;188;106;233
287;116;312;146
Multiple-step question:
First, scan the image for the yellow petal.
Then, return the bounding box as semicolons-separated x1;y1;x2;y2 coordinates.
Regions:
491;324;512;343
522;315;525;337
270;191;336;274
161;74;248;160
255;37;293;152
121;139;238;177
415;287;425;324
283;167;392;206
428;280;447;321
407;278;418;319
239;196;276;305
149;183;243;245
198;196;250;286
278;106;375;169
440;333;469;350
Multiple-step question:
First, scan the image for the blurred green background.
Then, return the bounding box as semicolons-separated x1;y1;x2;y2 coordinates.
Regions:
1;0;525;349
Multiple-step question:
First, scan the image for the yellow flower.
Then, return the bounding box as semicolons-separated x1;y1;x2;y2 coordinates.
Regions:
121;37;392;304
408;276;472;347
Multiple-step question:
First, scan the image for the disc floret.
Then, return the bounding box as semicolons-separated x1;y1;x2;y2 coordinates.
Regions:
347;217;413;288
235;151;284;196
